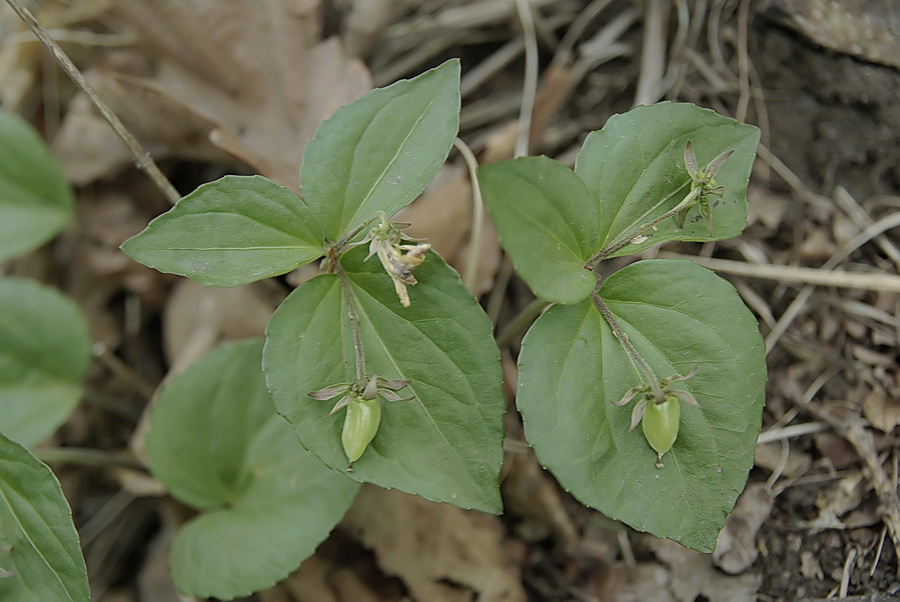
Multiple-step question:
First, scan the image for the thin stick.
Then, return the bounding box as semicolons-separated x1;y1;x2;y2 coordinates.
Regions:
658;252;900;293
453;137;485;291
764;210;900;353
553;0;614;67
5;0;181;205
634;0;668;106
734;0;751;122
514;0;538;158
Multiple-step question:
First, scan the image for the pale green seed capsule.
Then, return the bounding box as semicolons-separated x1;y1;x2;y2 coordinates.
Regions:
341;396;382;464
641;394;680;468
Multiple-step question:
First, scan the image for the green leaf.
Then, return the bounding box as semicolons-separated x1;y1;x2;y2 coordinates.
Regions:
121;175;324;287
264;247;505;513
146;339;359;599
575;102;760;258
301;60;460;242
0;278;91;448
479;157;601;304
517;259;765;551
0;111;74;262
0;433;89;601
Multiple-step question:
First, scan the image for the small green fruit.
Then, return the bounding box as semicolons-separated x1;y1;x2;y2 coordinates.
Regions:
341;396;382;464
641;394;680;467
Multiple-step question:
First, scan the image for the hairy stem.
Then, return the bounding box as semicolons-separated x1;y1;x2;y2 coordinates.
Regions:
333;212;386;253
585;186;700;267
338;270;367;382
590;292;664;402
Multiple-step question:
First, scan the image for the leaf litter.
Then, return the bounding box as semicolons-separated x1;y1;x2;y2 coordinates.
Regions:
2;0;900;600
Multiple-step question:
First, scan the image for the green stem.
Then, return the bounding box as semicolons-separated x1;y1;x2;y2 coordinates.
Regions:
585;187;701;267
333;211;386;254
496;297;550;348
33;447;148;472
590;292;665;402
338;270;367;382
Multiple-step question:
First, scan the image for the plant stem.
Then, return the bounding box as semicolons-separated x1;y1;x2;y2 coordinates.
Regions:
34;447;148;473
333;212;386;253
514;0;538;158
496;297;550;348
585;186;700;267
338;270;367;382
453;137;485;291
590;292;665;402
5;0;181;206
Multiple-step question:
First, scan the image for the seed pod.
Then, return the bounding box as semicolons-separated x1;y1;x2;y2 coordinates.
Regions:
341;396;382;464
641;394;680;468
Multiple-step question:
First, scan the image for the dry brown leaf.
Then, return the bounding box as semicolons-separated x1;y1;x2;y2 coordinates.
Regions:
117;1;370;189
649;537;762;602
814;430;860;470
56;1;370;189
746;187;789;232
816;472;866;519
611;563;675;602
798;228;836;261
162;280;276;373
52;89;142;185
501;448;578;550
712;482;775;575
755;441;812;478
71;190;166;348
862;387;900;433
342;486;526;602
344;0;409;58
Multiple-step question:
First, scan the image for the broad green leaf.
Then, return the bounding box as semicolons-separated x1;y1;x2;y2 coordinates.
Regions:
264;247;504;513
517;259;765;551
575;102;759;258
479;157;601;304
146;339;359;599
121;175;324;287
301;60;460;242
0;111;74;262
0;278;91;447
0;433;89;601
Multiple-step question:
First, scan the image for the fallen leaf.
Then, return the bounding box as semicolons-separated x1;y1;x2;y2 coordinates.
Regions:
55;1;371;190
862;386;900;433
612;563;675;602
162;279;276;373
342;485;526;602
712;482;775;575
755;441;812;478
650;537;762;602
117;1;369;190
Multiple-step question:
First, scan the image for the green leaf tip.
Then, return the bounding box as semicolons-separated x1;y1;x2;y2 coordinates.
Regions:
121;175;325;287
300;59;461;242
